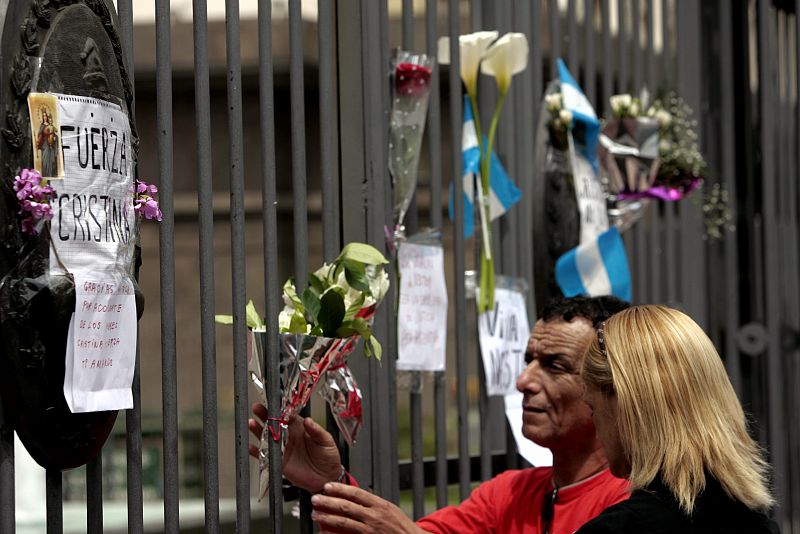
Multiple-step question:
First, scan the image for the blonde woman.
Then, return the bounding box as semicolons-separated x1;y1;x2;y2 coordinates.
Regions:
578;305;779;533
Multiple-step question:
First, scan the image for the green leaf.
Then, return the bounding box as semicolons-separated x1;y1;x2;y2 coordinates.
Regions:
310;325;324;336
343;259;371;293
308;273;325;294
367;335;382;361
343;293;366;321
283;278;303;309
337;243;389;266
318;290;346;337
336;317;371;339
301;288;321;323
214;314;233;325
285;311;308;334
245;300;264;329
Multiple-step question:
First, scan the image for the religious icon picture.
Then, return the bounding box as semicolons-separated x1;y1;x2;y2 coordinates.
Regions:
27;93;65;179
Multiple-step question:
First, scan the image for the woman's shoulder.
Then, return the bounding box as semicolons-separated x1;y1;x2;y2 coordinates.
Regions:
576;488;685;533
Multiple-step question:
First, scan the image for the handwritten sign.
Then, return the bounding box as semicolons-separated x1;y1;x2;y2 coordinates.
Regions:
63;272;137;413
28;93;136;275
397;243;447;371
571;148;609;244
477;286;529;396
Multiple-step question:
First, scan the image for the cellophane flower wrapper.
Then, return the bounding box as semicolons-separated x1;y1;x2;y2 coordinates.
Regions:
598;117;661;198
389;49;434;230
248;330;363;500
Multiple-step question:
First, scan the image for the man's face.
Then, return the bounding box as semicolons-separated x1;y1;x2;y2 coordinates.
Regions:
515;317;596;450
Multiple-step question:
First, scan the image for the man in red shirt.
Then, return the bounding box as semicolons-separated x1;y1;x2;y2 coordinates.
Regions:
250;296;630;533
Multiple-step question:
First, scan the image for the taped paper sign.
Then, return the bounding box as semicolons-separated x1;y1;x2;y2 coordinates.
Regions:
477;285;530;396
27;93;136;275
397;242;448;371
63;272;137;413
570;138;609;244
29;92;138;413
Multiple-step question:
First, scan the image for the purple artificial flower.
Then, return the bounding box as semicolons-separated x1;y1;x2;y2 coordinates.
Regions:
134;180;163;222
13;168;55;235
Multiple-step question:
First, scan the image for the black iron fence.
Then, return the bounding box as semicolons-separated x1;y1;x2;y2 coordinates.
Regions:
1;0;798;532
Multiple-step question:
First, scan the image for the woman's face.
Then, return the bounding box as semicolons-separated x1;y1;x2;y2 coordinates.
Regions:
583;384;630;478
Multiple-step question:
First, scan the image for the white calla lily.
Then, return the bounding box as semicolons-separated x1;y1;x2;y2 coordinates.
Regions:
480;32;529;93
437;31;499;95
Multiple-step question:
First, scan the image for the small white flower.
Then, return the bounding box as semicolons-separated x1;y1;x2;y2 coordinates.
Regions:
659;139;672;153
629;100;640;117
558;109;573;126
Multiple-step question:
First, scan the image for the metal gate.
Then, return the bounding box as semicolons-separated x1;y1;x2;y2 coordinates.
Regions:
1;0;798;532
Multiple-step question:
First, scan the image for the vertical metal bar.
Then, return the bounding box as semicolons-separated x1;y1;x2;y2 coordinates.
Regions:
630;0;648;304
319;0;344;467
46;470;62;534
287;0;311;527
567;0;578;71
401;0;424;516
116;3;144;528
258;0;282;527
757;1;788;527
602;0;612;114
224;0;250;528
550;0;562;78
86;455;103;533
618;0;629;92
154;0;179;530
319;0;340;260
584;0;596;105
402;0;414;50
425;0;447;504
526;0;543;324
447;0;469;501
676;0;707;324
191;0;220;530
0;425;12;534
646;0;661;305
426;0;443;231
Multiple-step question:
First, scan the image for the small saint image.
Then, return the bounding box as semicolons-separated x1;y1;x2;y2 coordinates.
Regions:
27;93;64;179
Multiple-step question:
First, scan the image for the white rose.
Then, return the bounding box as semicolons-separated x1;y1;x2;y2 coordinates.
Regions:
544;93;562;112
629;101;640;117
655;110;672;127
558;109;573;126
609;94;631;114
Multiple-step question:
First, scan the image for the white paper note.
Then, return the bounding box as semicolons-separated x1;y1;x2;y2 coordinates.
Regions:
505;391;553;467
477;286;530;396
64;272;137;413
397;242;448;371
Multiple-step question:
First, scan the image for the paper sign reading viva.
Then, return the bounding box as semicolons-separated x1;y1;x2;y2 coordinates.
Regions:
64;272;137;413
477;286;530;396
397;243;448;372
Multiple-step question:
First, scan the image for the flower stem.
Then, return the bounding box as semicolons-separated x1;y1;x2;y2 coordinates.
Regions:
477;88;508;313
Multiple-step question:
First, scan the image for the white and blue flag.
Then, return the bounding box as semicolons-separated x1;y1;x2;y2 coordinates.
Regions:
448;96;521;238
555;227;632;302
558;58;601;170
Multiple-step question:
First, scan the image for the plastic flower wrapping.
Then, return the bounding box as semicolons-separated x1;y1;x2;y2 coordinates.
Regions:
389;49;434;234
248;242;389;499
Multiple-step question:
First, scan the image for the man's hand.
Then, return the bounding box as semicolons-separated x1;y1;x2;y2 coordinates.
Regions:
249;403;343;493
310;483;427;534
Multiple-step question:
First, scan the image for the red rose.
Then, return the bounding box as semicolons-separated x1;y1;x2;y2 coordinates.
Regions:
394;62;432;99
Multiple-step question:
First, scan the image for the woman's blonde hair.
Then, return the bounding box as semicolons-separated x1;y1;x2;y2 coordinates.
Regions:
582;304;774;514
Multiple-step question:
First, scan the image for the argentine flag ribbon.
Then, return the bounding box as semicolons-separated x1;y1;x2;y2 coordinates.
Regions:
557;59;601;171
448;96;521;238
555;227;632;302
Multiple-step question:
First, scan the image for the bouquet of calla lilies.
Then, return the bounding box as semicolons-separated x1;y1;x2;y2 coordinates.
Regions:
438;31;529;313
